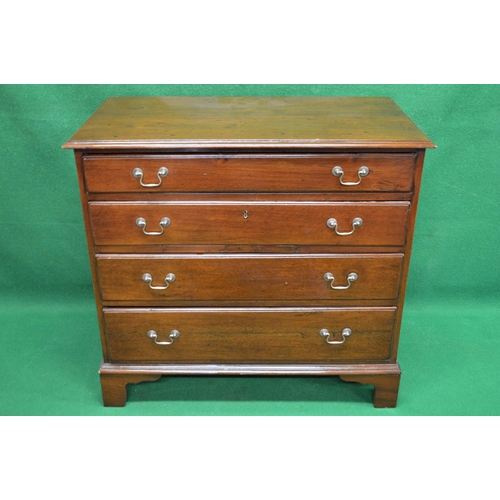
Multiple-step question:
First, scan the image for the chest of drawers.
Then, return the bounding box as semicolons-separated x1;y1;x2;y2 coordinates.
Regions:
63;96;435;407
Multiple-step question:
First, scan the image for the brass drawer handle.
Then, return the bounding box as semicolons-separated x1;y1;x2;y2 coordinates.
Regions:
142;272;176;290
332;166;369;186
132;167;169;187
147;329;180;345
136;217;171;235
319;328;352;345
327;217;363;236
323;272;358;290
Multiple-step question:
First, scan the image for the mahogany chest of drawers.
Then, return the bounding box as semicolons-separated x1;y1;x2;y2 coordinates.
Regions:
63;96;435;407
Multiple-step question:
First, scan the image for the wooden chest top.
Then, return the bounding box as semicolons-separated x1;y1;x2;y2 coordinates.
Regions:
63;96;435;150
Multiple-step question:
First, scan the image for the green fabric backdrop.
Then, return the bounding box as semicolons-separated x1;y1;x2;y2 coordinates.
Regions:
1;84;498;415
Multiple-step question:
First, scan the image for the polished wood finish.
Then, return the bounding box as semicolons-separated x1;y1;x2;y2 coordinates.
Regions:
65;97;434;407
100;372;161;407
87;192;413;202
94;244;406;256
63;97;435;150
73;151;109;360
389;150;427;363
83;154;416;193
89;201;409;247
103;307;396;363
96;254;403;302
339;372;401;408
100;361;402;376
99;362;401;406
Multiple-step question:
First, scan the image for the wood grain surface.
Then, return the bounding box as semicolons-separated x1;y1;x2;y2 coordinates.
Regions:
103;307;396;363
96;253;403;302
89;201;409;247
63;97;435;150
65;96;434;407
83;154;416;193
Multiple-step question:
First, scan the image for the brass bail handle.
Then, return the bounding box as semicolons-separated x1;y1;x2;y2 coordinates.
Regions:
136;217;171;236
142;272;176;290
323;272;358;290
147;329;180;345
326;217;363;236
319;328;352;345
132;167;169;187
332;166;369;186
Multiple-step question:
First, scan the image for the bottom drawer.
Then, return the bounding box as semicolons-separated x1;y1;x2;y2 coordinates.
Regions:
103;307;396;363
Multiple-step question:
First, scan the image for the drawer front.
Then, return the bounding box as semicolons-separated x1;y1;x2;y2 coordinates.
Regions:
97;254;403;302
90;202;409;247
103;307;396;363
83;155;415;193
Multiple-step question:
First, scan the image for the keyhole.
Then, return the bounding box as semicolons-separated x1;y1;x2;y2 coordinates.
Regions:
243;210;248;219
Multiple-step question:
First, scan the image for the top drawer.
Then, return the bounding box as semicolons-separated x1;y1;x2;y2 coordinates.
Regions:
83;154;416;193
